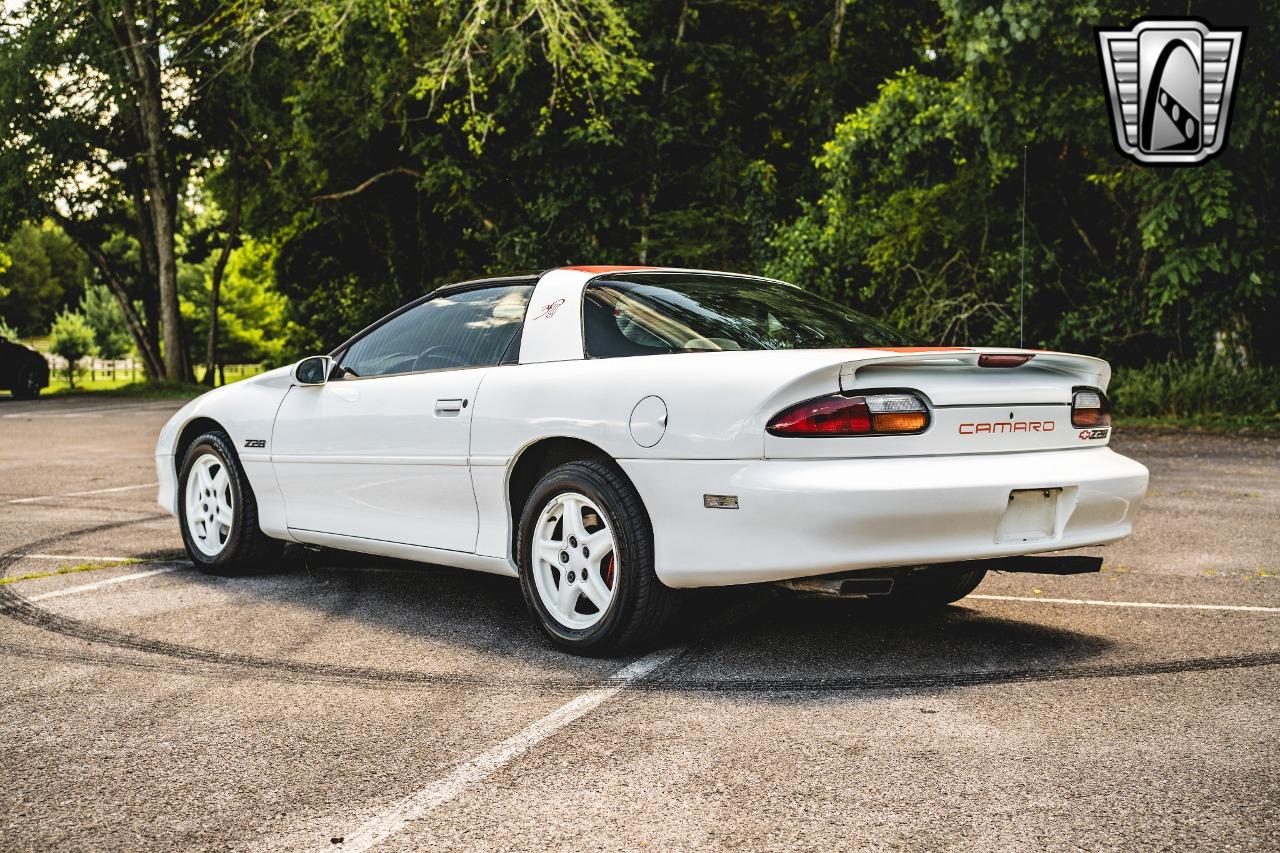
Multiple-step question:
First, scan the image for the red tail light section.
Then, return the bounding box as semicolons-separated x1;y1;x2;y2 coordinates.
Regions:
1071;388;1112;428
768;392;929;437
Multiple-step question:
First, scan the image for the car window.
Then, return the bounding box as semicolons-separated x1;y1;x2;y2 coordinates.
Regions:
582;273;918;358
338;284;533;377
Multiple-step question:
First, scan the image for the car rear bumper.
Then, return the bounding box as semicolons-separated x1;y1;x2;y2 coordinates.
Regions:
618;447;1149;588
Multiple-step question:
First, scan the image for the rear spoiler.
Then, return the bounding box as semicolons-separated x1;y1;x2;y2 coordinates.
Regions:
838;347;1110;392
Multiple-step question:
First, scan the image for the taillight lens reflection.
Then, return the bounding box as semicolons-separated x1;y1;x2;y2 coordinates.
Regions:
1071;389;1112;428
768;392;929;436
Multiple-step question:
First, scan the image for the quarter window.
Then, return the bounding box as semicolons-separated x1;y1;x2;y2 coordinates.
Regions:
338;285;533;377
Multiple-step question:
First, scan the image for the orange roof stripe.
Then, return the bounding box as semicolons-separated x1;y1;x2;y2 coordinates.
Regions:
560;265;659;273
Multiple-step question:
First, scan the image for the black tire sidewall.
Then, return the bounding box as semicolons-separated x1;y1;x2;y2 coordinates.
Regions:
14;365;40;399
177;432;251;572
517;463;644;652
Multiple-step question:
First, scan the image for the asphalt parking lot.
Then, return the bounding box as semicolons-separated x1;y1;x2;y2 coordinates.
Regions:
1;394;1278;851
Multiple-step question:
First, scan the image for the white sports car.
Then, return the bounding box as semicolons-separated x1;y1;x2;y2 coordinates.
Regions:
156;266;1148;653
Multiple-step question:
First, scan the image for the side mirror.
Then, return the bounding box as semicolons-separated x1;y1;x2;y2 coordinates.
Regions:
294;355;333;386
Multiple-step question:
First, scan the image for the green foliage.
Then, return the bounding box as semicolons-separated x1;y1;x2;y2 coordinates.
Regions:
78;285;133;360
48;309;97;388
0;221;90;334
1109;360;1280;420
0;314;17;340
179;239;291;366
236;0;935;357
769;0;1280;366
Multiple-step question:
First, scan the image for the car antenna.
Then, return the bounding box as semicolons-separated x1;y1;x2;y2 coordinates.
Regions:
1018;143;1028;349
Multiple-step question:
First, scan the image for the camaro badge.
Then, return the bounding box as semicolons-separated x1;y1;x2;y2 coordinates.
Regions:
1095;18;1245;165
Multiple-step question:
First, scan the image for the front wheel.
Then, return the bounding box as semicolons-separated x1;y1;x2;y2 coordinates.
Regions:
178;430;283;575
517;459;680;655
11;365;41;399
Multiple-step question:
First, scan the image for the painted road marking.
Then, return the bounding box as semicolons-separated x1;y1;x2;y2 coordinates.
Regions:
25;566;181;602
332;649;681;852
971;594;1280;613
1;402;181;419
7;482;158;504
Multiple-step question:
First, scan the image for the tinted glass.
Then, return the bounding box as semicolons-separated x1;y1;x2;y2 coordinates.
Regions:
338;285;533;377
582;273;917;358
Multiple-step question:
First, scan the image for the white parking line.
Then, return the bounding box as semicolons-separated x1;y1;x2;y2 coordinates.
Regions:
1;402;180;419
333;649;681;852
7;482;157;504
26;566;181;602
971;594;1280;613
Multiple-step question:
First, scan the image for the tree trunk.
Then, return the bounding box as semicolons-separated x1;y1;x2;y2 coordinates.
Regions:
125;170;164;363
205;157;242;386
830;0;848;66
120;1;184;382
56;214;164;378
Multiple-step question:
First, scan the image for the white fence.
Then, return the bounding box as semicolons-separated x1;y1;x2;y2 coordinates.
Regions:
42;354;264;384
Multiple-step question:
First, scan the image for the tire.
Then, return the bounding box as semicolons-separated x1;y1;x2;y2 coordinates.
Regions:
177;430;283;575
517;459;680;655
11;365;41;399
888;565;987;609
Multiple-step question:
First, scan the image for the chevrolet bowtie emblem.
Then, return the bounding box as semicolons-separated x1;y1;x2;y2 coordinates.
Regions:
1095;18;1246;165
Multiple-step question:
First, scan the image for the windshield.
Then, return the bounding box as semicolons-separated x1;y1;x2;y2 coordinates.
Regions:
582;273;918;358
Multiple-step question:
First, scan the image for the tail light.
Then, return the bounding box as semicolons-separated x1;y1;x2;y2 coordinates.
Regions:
768;392;929;436
1071;388;1112;428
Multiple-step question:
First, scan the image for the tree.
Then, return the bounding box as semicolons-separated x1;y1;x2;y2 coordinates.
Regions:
0;222;91;334
48;310;97;388
79;284;133;360
768;0;1280;365
0;0;252;381
222;0;933;357
180;237;291;375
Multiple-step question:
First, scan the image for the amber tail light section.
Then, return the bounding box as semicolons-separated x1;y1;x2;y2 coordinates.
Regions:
1071;388;1112;428
768;392;930;436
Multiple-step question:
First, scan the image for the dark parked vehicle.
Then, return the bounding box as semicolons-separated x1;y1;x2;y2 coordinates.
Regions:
1;336;49;399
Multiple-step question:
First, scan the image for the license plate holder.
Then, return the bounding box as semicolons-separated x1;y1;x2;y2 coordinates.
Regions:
996;488;1061;543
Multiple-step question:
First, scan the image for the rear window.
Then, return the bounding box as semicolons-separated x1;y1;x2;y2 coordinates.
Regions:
582;273;916;358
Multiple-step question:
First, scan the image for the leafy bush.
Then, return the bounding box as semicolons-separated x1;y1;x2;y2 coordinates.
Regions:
48;309;97;389
1109;360;1280;419
0;314;17;340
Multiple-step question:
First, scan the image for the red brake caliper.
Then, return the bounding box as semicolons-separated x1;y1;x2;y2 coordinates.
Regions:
602;553;616;589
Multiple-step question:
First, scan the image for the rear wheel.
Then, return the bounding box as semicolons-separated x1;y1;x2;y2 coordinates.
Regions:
178;430;283;575
11;365;41;399
890;565;987;609
517;459;679;655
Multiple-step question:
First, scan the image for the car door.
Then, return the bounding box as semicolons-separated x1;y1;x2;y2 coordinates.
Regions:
271;282;533;552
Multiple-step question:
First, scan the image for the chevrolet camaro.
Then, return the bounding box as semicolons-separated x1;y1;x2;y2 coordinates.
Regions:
155;266;1149;653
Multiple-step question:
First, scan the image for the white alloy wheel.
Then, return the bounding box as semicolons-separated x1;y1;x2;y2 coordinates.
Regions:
532;491;619;630
185;452;234;556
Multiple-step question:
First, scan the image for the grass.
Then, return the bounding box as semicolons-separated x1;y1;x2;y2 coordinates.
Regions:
1108;360;1280;430
43;364;266;398
1115;414;1280;433
0;559;142;586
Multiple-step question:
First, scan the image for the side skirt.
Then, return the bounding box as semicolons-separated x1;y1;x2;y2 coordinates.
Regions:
287;528;518;578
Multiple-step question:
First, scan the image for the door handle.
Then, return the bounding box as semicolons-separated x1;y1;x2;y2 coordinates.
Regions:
434;398;466;416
